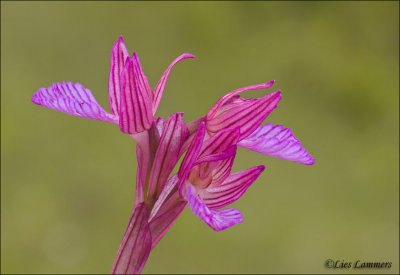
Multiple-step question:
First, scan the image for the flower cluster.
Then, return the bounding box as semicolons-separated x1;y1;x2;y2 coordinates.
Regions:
32;36;314;274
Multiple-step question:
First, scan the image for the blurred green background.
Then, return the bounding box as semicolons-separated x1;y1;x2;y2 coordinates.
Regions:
1;1;398;274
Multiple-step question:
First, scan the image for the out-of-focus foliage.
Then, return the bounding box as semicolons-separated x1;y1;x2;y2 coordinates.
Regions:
1;1;398;274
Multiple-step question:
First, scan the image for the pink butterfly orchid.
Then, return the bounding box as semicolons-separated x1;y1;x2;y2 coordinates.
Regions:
32;36;314;274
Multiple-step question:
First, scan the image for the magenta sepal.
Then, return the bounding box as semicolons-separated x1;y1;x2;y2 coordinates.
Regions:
238;124;315;165
153;53;195;115
206;88;281;140
108;36;129;116
119;56;154;134
32;82;118;123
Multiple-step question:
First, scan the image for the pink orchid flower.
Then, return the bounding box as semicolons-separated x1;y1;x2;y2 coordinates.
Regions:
177;123;264;231
32;36;314;274
174;81;314;231
32;36;194;207
32;36;194;135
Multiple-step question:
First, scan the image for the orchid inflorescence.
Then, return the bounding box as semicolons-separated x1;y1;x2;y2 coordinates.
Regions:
32;36;314;274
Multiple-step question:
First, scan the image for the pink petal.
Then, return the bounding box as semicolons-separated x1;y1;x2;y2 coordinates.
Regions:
186;185;243;231
119;57;154;134
194;145;236;166
154;117;166;137
131;52;153;102
178;116;206;157
147;113;189;204
152;53;195;115
147;117;166;153
108;36;129;116
32;82;118;123
199;127;240;157
111;203;152;275
200;165;265;209
206;80;275;119
238;124;315;165
206;90;281;140
178;122;206;195
189;146;236;189
208;154;235;186
187;116;205;134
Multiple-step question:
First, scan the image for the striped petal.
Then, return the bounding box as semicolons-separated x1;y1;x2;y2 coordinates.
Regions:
199;127;240;157
154;117;166;136
206;90;281;140
153;53;195;115
147;113;189;204
186;185;243;231
178;122;206;194
131;52;153;102
119;57;154;134
194;145;236;166
108;36;129;116
189;146;236;189
179;117;206;157
111;203;152;275
238;124;315;165
32;82;117;123
200;165;265;210
187;116;205;134
206;80;275;119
